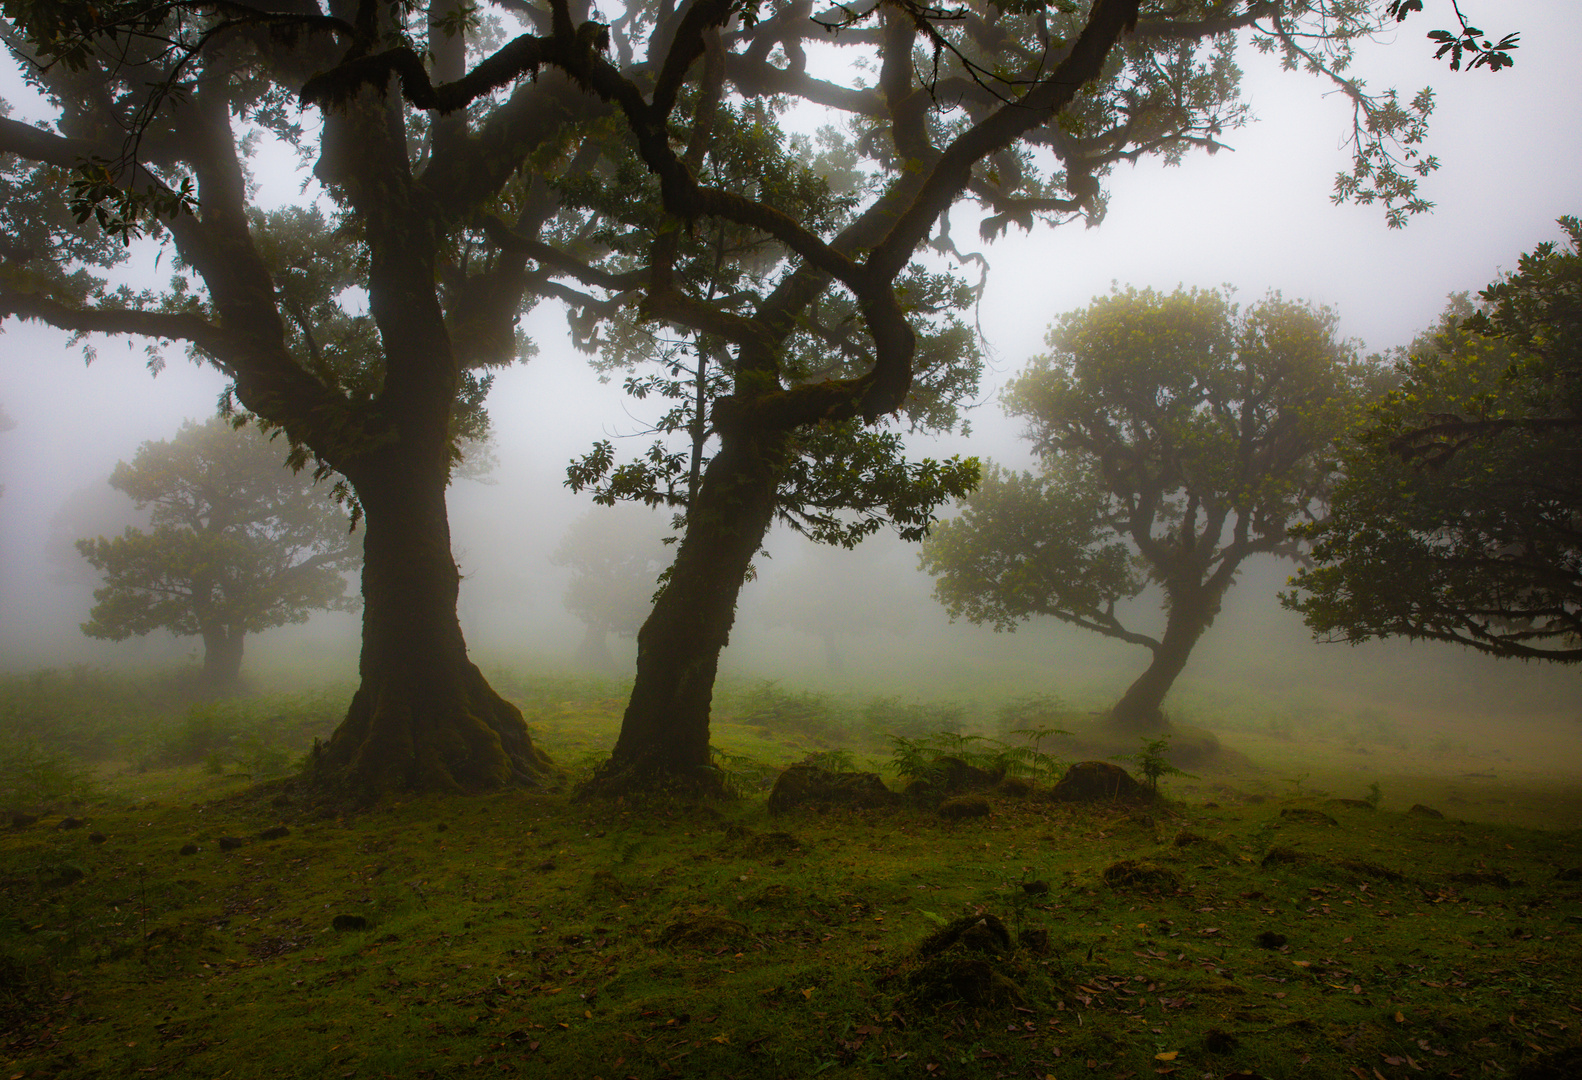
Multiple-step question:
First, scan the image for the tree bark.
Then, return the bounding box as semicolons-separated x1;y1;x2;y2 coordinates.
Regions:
1108;586;1218;733
199;626;246;694
579;431;786;798
315;458;554;796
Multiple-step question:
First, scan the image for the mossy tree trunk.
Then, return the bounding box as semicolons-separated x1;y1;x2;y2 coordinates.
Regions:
579;432;786;798
198;626;246;694
317;455;552;795
1107;579;1224;733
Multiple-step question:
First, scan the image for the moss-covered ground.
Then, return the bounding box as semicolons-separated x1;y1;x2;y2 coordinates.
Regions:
2;667;1579;1080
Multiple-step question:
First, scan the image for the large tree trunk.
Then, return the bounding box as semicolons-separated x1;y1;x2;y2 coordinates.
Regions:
574;624;615;670
199;626;246;694
579;432;786;798
315;459;554;796
1108;587;1217;733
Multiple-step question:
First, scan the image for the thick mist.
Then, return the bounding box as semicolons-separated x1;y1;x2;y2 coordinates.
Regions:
2;3;1579;756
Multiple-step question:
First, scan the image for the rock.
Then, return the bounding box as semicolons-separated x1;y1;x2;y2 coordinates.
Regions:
1255;931;1288;949
767;765;900;814
1101;859;1183;891
57;816;85;830
1408;804;1445;819
996;776;1033;799
1018;927;1050;955
938;795;991;820
258;826;290;841
218;836;245;851
1260;846;1311;869
917;914;1013;958
179;843;199;855
1047;761;1151;804
88;832;106;844
43;864;85;888
1325;798;1375;811
1021;880;1050;896
332;914;369;931
1173;830;1208;847
1280;808;1338;826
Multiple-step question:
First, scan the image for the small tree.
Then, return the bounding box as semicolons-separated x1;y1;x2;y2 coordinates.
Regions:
1284;219;1582;660
76;418;360;691
922;287;1372;732
550;506;672;670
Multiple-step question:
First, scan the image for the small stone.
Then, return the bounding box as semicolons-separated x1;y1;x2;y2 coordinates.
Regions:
218;836;245;851
1021;879;1051;895
1408;804;1445;819
57;816;86;830
332;914;369;931
259;826;290;841
88;832;106;844
1255;931;1288;949
179;843;199;856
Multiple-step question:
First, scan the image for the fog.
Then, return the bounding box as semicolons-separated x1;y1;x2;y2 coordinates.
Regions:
2;3;1579;739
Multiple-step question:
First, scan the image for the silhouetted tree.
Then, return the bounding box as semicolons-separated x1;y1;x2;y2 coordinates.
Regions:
922;288;1372;731
551;506;672;670
75;418;360;691
1285;219;1582;660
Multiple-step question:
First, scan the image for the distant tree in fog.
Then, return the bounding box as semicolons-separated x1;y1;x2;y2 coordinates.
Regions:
922;288;1375;732
0;402;12;497
551;507;672;670
1285;219;1582;660
76;419;361;692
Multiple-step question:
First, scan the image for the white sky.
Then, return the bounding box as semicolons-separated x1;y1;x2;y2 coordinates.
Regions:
2;2;1580;686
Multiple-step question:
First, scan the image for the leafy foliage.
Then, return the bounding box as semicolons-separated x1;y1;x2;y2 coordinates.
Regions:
922;288;1373;725
1111;735;1196;795
74;418;360;683
1284;219;1582;660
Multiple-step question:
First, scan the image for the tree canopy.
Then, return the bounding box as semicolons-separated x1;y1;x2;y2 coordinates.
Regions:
76;418;361;690
922;287;1372;730
550;505;672;669
1284;219;1582;661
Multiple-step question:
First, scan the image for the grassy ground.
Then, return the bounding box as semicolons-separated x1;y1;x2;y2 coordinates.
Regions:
1;668;1579;1080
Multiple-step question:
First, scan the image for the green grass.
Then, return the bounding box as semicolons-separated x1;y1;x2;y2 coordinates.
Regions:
1;668;1579;1079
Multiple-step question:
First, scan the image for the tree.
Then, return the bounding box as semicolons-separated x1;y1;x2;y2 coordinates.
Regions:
922;287;1371;731
1284;219;1582;661
0;0;1484;795
550;506;673;670
75;418;361;691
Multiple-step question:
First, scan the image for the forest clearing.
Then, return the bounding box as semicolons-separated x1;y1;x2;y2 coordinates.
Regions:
2;669;1578;1080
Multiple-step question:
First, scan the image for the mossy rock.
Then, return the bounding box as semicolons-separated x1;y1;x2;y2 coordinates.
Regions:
1260;845;1312;869
938;795;991;820
657;914;749;948
917;914;1012;958
1047;761;1151;804
1101;859;1183;891
996;776;1033;799
1280;808;1339;826
1408;804;1446;819
1325;798;1376;811
767;765;900;814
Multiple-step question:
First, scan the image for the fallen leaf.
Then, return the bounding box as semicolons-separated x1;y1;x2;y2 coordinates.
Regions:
801;987;815;1000
1394;1011;1405;1023
1155;1051;1179;1061
1383;1056;1405;1066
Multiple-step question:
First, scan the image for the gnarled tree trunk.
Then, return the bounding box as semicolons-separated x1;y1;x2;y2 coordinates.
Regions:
315;450;553;796
579;432;786;798
1108;582;1222;733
